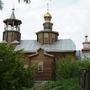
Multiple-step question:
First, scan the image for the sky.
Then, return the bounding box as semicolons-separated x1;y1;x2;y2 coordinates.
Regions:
0;0;90;50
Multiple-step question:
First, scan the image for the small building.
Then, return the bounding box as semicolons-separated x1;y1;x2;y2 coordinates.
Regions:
81;35;90;59
1;9;76;81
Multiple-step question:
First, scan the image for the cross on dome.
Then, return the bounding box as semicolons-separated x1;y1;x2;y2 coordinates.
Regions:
44;3;52;22
85;34;88;42
10;8;16;19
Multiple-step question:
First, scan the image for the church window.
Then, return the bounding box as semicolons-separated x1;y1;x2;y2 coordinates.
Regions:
44;33;49;43
44;33;48;38
38;34;42;40
52;34;55;38
51;34;55;42
38;62;43;72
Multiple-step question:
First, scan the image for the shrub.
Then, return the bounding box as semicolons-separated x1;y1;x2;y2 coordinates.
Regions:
56;56;80;79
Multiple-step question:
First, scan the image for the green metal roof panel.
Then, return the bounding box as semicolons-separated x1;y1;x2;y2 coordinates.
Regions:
15;39;76;52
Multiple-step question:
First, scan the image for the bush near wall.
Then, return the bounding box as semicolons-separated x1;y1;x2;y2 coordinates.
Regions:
30;57;90;90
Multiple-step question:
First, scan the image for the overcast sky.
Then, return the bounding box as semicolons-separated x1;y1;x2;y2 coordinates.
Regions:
0;0;90;50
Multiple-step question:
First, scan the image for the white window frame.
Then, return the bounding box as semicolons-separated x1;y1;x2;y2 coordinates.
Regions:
38;62;43;72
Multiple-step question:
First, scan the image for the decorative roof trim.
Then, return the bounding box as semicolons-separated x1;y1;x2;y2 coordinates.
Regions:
28;48;54;58
36;30;59;35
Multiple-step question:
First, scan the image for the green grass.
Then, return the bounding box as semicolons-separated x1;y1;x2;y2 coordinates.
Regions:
30;78;79;90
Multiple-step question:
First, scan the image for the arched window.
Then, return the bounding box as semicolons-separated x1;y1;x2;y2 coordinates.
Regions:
38;62;43;72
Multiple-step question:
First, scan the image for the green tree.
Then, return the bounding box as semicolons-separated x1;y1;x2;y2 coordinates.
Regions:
78;59;90;70
0;43;34;90
0;0;31;10
56;56;80;79
0;0;3;9
18;0;31;3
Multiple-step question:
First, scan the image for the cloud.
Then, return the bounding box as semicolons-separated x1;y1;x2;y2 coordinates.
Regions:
57;0;80;5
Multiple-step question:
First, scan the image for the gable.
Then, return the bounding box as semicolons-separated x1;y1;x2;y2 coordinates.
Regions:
28;48;54;58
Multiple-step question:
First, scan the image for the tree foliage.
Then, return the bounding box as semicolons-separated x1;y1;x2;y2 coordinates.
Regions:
56;56;80;79
0;0;3;9
0;43;34;90
0;0;31;10
18;0;31;4
56;56;90;80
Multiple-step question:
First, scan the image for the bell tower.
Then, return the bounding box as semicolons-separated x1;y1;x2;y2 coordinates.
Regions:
81;35;90;59
3;8;22;43
36;3;59;44
82;35;90;50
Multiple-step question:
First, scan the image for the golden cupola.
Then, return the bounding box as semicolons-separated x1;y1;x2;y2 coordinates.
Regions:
36;3;59;44
36;10;59;44
44;12;52;22
43;11;53;30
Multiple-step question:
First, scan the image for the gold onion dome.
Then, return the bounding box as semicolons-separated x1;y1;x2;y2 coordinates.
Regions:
44;12;52;22
44;12;52;18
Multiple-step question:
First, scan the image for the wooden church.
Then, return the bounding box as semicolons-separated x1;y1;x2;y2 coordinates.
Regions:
1;8;76;81
81;35;90;59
